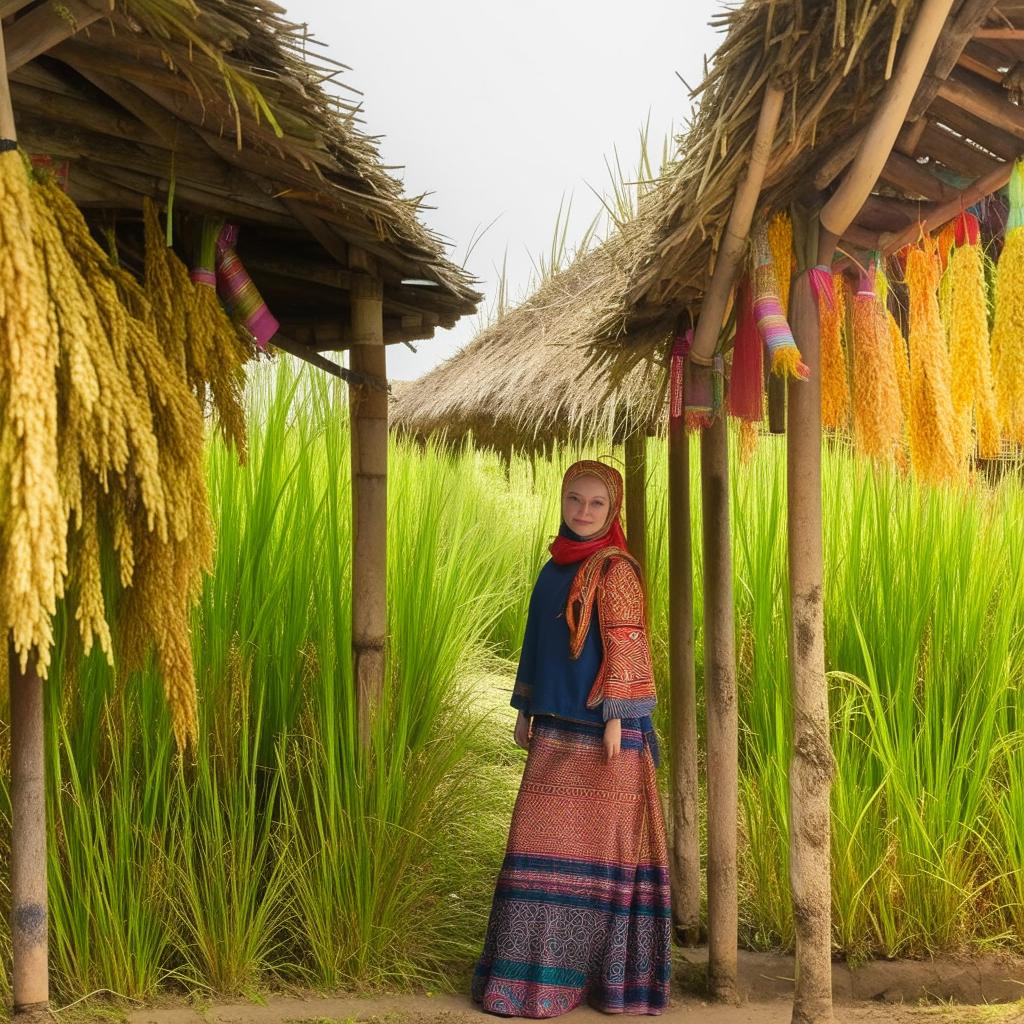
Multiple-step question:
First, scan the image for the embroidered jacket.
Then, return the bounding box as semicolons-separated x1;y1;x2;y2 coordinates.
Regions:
565;546;657;721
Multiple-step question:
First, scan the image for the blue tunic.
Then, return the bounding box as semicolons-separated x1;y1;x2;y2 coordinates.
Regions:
510;523;658;763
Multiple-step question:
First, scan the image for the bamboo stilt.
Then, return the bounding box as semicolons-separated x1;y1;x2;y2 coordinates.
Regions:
349;273;388;745
0;24;50;1018
700;413;738;1003
9;649;48;1018
786;264;834;1024
624;432;648;577
667;418;700;946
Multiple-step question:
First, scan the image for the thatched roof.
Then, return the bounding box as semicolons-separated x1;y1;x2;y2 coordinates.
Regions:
595;0;1024;366
390;231;667;452
9;0;480;350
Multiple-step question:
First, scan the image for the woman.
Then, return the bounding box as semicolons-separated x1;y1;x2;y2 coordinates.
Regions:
472;459;672;1018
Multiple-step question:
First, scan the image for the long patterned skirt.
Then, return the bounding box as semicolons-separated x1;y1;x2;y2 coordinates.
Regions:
472;716;672;1017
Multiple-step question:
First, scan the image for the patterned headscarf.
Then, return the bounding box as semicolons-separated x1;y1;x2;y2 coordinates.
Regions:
549;459;630;565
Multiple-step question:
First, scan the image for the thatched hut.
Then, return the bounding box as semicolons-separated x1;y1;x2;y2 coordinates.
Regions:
1;2;478;1015
585;2;1024;1020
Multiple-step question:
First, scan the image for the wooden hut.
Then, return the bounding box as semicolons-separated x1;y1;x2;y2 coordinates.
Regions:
0;1;478;1016
390;237;666;572
587;2;1024;1021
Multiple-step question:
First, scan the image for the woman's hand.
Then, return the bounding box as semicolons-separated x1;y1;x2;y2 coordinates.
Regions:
604;718;621;761
514;711;532;751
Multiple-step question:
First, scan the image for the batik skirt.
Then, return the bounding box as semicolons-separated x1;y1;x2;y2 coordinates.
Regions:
472;716;672;1017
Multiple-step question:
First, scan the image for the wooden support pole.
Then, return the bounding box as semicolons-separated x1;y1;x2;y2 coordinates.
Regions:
667;418;700;946
349;272;388;746
935;72;1024;140
9;651;47;1018
820;0;957;236
700;413;738;1003
624;432;648;578
689;83;785;366
786;251;833;1024
766;363;786;435
0;23;49;1017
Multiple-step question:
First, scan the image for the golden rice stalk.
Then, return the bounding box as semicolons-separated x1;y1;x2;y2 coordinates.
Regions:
887;310;911;420
851;284;902;464
767;211;793;315
820;272;850;429
0;150;64;674
69;474;112;661
946;240;1001;461
905;244;961;484
991;227;1024;444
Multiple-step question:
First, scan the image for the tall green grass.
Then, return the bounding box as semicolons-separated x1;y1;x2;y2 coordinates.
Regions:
3;371;1023;1007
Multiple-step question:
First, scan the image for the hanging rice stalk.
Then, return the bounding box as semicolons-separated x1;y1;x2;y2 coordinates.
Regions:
992;160;1024;444
767;211;793;315
850;268;902;464
820;269;850;430
0;147;63;675
905;241;960;484
944;215;1000;460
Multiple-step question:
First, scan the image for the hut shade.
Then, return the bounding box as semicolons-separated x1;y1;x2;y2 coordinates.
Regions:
593;0;1024;363
8;0;480;349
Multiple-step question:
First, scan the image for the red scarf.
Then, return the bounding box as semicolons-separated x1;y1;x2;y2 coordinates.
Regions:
549;460;630;565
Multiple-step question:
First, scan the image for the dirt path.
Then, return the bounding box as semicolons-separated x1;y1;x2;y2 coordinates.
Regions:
124;991;1024;1024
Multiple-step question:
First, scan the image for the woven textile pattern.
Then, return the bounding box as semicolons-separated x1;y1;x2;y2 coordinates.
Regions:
472;717;671;1017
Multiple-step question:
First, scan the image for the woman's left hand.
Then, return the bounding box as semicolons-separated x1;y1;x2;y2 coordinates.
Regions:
603;718;621;761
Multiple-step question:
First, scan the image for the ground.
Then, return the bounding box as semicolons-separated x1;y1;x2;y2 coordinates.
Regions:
108;991;1024;1024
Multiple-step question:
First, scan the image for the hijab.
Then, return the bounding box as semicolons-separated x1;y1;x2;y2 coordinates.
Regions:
548;459;630;566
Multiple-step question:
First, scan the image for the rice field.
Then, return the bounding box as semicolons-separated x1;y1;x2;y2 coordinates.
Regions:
2;360;1023;1003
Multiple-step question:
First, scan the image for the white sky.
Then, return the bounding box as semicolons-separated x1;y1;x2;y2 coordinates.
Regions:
282;1;723;380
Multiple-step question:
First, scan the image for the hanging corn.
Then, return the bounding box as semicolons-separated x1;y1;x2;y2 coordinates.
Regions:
992;160;1024;444
752;221;809;380
905;240;961;484
850;266;903;464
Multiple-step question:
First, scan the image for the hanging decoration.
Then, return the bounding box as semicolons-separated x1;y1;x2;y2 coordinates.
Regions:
905;239;961;484
726;276;763;422
767;211;793;315
752;222;809;381
216;223;280;351
992;159;1024;444
819;268;850;430
851;265;903;464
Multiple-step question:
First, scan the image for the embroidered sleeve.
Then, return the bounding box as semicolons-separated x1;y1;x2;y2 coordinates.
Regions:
585;556;657;720
510;678;532;713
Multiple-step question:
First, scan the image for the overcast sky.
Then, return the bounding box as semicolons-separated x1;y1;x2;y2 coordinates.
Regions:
282;1;723;380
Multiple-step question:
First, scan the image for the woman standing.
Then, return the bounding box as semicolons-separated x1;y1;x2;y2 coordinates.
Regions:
472;459;672;1017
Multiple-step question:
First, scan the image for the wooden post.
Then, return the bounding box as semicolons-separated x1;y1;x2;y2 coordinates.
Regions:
624;432;647;577
766;366;786;435
699;413;738;1003
786;223;834;1024
0;23;49;1018
9;652;47;1018
667;418;700;945
349;272;388;745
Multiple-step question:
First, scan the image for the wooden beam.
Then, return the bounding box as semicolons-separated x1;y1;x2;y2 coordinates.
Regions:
973;26;1024;40
5;0;111;72
689;82;784;366
857;193;929;231
936;71;1024;140
270;334;360;385
956;48;1005;84
820;0;956;237
247;253;354;292
880;158;1014;254
919;120;1004;177
879;150;958;201
895;116;929;157
0;0;38;18
839;222;882;251
928;94;1022;159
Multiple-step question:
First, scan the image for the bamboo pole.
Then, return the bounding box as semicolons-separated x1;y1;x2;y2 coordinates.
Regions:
624;432;648;577
349;272;388;746
819;0;957;236
667;418;700;946
688;83;784;366
0;25;50;1017
700;413;738;1003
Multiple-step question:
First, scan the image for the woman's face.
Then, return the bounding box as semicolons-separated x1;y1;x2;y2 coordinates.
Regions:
562;474;611;539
